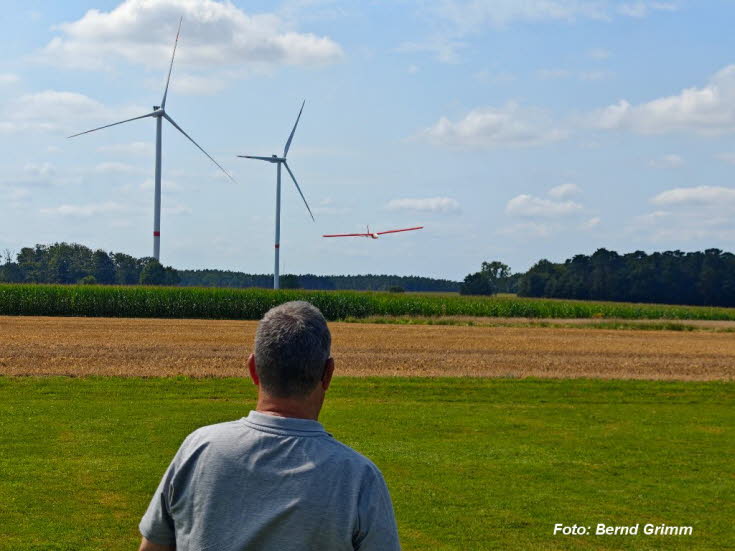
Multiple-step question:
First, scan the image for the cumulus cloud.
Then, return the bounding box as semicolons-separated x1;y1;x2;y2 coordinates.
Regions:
648;154;684;168
38;0;343;71
591;65;735;134
418;102;566;149
428;0;676;33
715;152;735;165
497;222;554;238
40;201;130;217
536;68;570;80
149;72;228;96
618;2;677;18
505;194;582;217
97;141;152;155
396;38;466;64
386;197;461;213
0;90;145;135
651;186;735;207
431;0;608;31
581;216;601;229
587;48;611;59
0;73;20;85
631;209;735;242
40;199;191;217
94;162;139;174
548;183;581;199
580;70;613;81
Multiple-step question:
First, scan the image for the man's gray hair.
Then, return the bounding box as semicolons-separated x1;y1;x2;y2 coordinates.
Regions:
254;301;332;398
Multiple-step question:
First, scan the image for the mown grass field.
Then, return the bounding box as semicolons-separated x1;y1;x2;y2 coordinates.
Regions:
0;377;732;550
3;283;735;321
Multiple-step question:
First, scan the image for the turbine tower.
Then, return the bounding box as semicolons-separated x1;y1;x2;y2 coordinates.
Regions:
68;18;237;261
238;101;314;289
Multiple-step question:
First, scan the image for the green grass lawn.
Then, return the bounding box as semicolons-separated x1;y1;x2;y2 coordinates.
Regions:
0;377;732;550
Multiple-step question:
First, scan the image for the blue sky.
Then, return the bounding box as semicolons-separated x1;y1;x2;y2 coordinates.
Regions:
1;0;734;280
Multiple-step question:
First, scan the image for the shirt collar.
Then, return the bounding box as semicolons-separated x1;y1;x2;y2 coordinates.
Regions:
244;410;327;434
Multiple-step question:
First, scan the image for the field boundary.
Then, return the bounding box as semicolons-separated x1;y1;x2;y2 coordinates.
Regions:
2;283;735;321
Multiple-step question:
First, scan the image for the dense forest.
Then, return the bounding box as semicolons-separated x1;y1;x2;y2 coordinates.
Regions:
517;248;735;307
0;243;460;292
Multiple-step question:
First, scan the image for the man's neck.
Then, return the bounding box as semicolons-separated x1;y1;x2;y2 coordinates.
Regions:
256;394;322;421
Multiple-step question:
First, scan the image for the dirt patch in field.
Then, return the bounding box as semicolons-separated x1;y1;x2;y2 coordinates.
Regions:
1;316;733;380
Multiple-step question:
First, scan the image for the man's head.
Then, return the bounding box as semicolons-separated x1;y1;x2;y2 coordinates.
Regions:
250;301;333;406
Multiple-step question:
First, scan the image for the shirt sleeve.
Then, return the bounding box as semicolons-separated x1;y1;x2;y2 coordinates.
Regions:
139;454;179;546
353;466;401;551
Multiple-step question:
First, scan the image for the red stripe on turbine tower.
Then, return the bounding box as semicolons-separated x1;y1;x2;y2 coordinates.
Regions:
154;231;161;237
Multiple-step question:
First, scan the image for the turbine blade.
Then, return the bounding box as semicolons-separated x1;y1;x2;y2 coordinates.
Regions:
67;111;157;138
283;100;305;158
283;162;314;221
163;113;238;184
237;155;276;162
161;17;183;109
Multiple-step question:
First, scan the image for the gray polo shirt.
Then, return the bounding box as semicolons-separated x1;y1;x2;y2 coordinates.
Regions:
139;411;400;550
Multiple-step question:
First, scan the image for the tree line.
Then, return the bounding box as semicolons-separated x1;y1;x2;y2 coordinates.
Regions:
0;243;460;292
460;248;735;308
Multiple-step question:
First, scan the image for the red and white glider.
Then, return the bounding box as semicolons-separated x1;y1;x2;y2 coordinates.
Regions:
323;225;423;239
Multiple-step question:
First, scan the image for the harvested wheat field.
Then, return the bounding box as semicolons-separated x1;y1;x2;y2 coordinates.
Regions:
1;315;734;380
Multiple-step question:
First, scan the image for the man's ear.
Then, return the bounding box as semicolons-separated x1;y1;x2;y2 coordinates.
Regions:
321;357;335;391
247;353;260;386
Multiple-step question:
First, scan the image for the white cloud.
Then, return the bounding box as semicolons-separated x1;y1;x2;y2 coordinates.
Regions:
386;197;461;213
396;38;466;64
618;2;677;18
631;207;735;243
38;0;342;71
648;154;684;168
0;90;145;135
94;162;139;174
715;152;735;165
149;72;227;96
40;199;191;217
429;0;677;33
40;201;130;217
506;194;583;217
163;203;192;215
548;183;581;199
0;73;20;85
581;216;601;229
536;68;570;79
419;102;566;149
432;1;609;31
580;70;613;81
472;69;515;83
407;65;419;75
651;186;735;207
591;65;735;135
497;222;553;238
587;48;611;59
24;162;56;179
97;141;152;155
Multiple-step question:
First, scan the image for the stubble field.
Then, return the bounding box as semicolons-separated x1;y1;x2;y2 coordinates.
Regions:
1;315;734;380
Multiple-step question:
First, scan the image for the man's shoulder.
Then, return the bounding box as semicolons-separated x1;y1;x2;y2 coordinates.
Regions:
322;436;384;477
179;419;246;448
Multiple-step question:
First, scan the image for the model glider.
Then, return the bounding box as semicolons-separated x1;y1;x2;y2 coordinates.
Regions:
323;225;423;239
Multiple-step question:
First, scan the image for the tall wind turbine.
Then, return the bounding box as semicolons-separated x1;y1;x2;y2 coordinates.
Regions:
238;101;314;290
68;18;237;261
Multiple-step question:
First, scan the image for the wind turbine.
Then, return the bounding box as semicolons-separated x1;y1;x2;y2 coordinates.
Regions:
238;101;314;290
67;18;237;261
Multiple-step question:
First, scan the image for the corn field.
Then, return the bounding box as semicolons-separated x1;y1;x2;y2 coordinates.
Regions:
2;283;735;321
